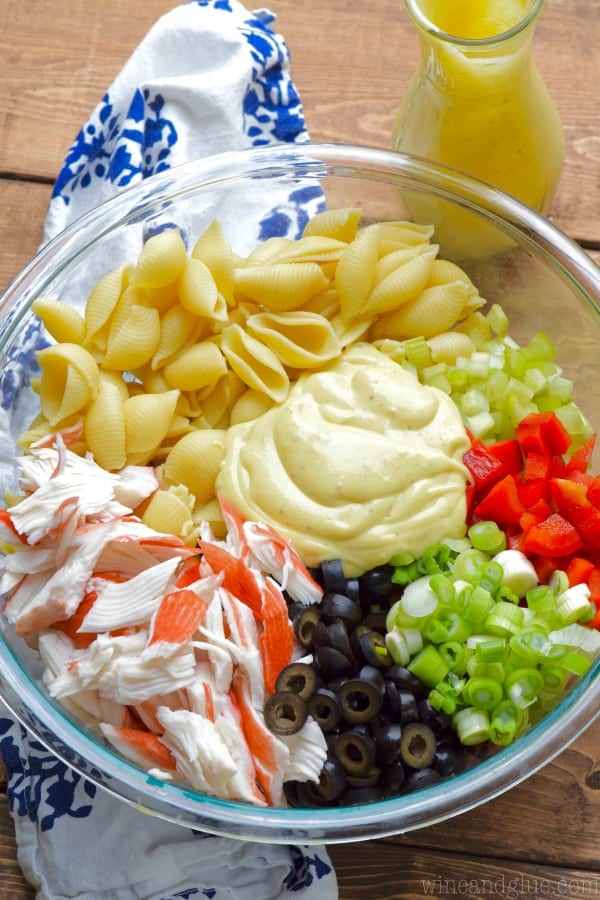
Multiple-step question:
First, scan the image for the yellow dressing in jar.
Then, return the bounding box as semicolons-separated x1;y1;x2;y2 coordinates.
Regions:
217;344;469;576
393;0;564;257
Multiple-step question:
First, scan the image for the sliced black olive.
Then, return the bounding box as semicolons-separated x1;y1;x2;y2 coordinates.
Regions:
345;578;360;605
374;723;403;766
294;607;321;648
400;723;437;769
362;612;388;632
327;620;354;661
432;745;465;777
347;767;381;788
312;756;347;803
308;688;342;732
341;785;384;806
308;566;324;588
359;565;395;601
334;729;376;776
382;760;406;794
358;665;385;696
357;631;392;668
276;663;318;702
284;780;301;807
350;624;372;659
405;767;442;792
327;676;347;694
321;593;362;627
315;646;353;680
339;679;383;724
418;699;452;733
295;781;328;807
265;691;308;736
321;559;347;594
398;691;420;725
312;620;333;649
385;665;428;698
383;681;403;720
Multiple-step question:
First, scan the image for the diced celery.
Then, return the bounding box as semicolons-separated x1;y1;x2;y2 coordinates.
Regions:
448;368;469;388
405;336;432;369
506;347;527;379
461;388;490;416
524;331;556;362
523;367;547;396
466;412;495;439
486;304;509;337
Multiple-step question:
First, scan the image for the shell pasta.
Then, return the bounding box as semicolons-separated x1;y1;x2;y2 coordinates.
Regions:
27;210;485;516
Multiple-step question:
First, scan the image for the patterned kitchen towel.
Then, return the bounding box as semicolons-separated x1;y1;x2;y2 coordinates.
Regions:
0;2;336;898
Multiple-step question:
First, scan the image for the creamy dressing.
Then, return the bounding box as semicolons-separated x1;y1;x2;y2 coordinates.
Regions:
217;344;469;576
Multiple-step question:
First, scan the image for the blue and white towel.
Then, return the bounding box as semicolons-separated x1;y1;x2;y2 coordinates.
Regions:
0;2;336;897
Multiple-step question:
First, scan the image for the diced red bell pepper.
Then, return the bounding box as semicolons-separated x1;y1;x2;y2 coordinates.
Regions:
589;608;600;631
550;455;567;478
566;435;596;475
516;412;571;457
488;439;523;476
473;475;525;527
566;557;595;587
463;441;505;494
532;555;567;584
518;479;549;507
588;476;600;509
589;568;600;599
524;451;552;482
520;498;553;534
569;471;594;488
522;513;583;557
508;531;525;552
550;478;600;549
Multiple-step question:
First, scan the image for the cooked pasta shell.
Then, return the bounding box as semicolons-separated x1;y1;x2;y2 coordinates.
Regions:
152;304;203;371
123;390;180;456
362;249;437;317
428;332;477;365
103;304;161;370
303;208;362;243
176;391;203;419
30;377;41;394
375;244;438;284
335;226;379;321
301;287;340;320
234;263;328;312
32;298;85;345
164;429;226;504
200;371;246;428
220;324;289;403
38;343;100;425
428;259;475;288
273;236;348;264
246;311;340;368
163;342;228;391
137;280;180;315
142;486;194;536
84;266;126;347
366;221;435;246
193;498;226;540
245;237;294;266
133;228;187;289
84;378;127;471
371;281;472;340
142;368;171;394
371;339;409;365
330;313;373;349
99;371;129;403
179;258;227;321
191;219;235;305
230;389;275;425
166;414;193;440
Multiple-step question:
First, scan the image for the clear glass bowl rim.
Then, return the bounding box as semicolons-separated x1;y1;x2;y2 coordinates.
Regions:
0;141;599;844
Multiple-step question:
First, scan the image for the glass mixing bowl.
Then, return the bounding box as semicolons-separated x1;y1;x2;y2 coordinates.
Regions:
0;143;598;844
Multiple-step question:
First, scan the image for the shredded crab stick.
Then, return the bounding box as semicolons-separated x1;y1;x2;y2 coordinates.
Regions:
243;520;324;606
197;540;263;617
147;589;209;648
259;577;294;695
100;724;177;773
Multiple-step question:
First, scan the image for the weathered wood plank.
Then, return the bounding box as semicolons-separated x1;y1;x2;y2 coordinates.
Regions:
330;842;600;900
0;796;34;898
0;179;51;294
0;1;599;239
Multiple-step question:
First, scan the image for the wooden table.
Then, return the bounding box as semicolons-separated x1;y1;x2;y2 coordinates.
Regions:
0;1;599;897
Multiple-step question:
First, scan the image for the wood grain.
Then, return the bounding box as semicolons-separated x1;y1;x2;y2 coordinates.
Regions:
0;179;51;293
330;842;600;900
1;1;600;240
0;796;34;898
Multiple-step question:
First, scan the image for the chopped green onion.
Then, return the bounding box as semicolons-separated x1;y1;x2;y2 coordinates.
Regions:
505;667;544;709
540;666;569;696
401;576;439;618
454;707;490;746
509;628;551;664
526;585;554;613
479;561;505;594
462;586;495;624
496;585;521;605
560;650;592;677
549;624;600;655
476;638;506;663
453;549;490;584
464;677;503;711
485;601;525;637
439;611;472;644
389;551;415;567
429;574;456;607
468;522;506;556
408;645;450;688
556;584;593;625
466;659;506;682
489;700;523;746
385;631;410;666
424;618;450;644
439;641;467;673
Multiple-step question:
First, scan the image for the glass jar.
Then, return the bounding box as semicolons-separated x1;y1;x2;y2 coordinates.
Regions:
392;0;564;257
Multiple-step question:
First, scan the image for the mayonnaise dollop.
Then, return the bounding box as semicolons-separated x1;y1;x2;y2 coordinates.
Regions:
217;344;469;576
